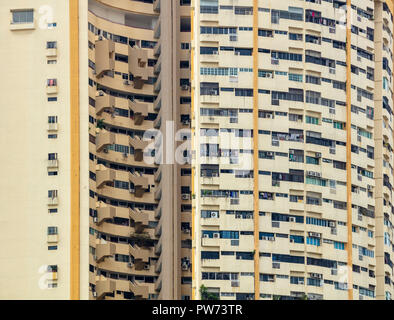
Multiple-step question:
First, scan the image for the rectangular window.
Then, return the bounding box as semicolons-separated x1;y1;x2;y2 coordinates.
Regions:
47;41;57;49
48;226;58;235
11;9;34;24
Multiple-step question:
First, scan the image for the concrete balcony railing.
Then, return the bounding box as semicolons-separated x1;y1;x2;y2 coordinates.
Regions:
96;92;115;116
154;200;162;219
153;54;162;75
154;237;162;255
96;243;116;262
153;111;162;129
47;234;59;243
130;208;150;232
128;46;149;89
129;244;151;264
47;123;58;131
129;100;148;125
96;130;115;152
153;93;162;112
96;279;116;299
46;48;57;57
153;39;161;57
46;85;58;95
154;166;162;182
129;137;149;162
97;205;116;224
153;18;161;39
96;169;116;189
155;254;162;273
154;73;161;93
154;183;162;201
95;39;115;78
47;159;59;169
153;0;160;13
154;218;162;237
48;197;58;206
129;282;149;300
155;274;162;292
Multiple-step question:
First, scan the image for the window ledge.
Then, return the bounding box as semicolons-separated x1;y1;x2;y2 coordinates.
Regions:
10;22;35;31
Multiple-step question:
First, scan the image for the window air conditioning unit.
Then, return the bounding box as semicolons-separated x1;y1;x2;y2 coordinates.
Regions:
123;152;128;158
182;263;189;271
308;232;321;238
329;221;336;228
235;214;242;219
212;51;218;55
213;232;220;239
235;51;241;56
144;264;150;270
290;238;295;243
97;90;105;97
182;85;190;91
211;212;218;218
103;148;109;153
203;234;209;238
268;236;275;241
182;194;190;200
124;80;130;85
246;214;252;219
289;217;296;223
92;70;96;75
331;268;338;275
93;217;98;223
127;262;133;268
299;280;304;285
93;255;97;261
93;292;97;297
316;152;322;158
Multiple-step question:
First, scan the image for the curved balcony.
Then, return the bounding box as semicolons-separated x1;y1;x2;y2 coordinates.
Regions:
96;243;116;262
96;169;116;188
96;130;116;152
129;100;148;125
96;279;116;299
129;281;149;300
129;244;152;265
129;137;150;162
95;39;115;78
129;172;149;197
128;46;149;89
97;204;130;224
96;92;115;116
130;208;150;232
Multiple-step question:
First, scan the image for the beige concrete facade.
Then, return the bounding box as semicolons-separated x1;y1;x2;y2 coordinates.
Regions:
192;0;394;300
0;0;191;300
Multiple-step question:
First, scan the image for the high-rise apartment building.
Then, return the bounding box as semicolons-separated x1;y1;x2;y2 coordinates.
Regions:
1;0;394;301
192;0;394;300
0;0;192;300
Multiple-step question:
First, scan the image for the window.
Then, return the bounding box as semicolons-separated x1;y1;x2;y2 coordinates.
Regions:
47;79;57;86
48;227;58;235
11;9;34;24
47;41;57;49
